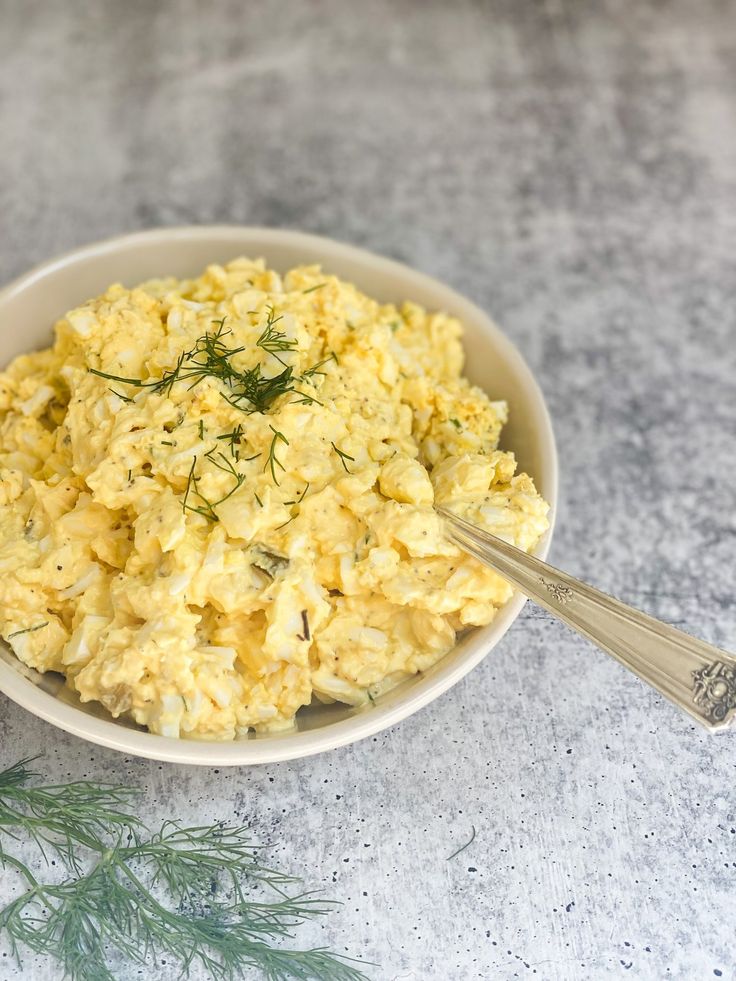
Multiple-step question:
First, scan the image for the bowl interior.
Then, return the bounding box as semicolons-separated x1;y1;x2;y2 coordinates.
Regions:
0;227;557;764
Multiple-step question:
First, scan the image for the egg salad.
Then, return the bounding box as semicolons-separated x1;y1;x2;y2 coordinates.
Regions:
0;258;549;739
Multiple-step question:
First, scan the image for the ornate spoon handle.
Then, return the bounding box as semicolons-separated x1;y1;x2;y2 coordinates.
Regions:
438;507;736;731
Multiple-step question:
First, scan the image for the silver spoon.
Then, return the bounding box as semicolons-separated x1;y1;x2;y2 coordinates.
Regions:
438;507;736;731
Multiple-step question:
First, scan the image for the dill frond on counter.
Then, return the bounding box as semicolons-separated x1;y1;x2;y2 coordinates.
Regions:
0;758;369;981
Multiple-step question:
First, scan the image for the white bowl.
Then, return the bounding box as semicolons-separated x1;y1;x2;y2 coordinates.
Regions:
0;227;557;765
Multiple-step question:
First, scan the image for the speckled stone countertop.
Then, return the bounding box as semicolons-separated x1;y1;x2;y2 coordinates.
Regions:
1;3;735;979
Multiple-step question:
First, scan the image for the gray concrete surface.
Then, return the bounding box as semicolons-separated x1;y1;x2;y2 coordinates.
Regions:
1;1;735;978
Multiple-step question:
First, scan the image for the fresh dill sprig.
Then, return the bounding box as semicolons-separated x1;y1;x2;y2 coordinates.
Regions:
289;389;323;408
90;319;297;415
216;426;262;465
90;317;331;416
331;442;355;473
302;351;338;379
265;426;289;485
183;454;246;523
217;423;245;458
109;387;134;402
302;282;327;294
7;622;48;640
205;447;241;478
0;758;141;872
277;480;310;525
284;483;310;507
0;760;369;981
256;306;297;365
275;485;309;529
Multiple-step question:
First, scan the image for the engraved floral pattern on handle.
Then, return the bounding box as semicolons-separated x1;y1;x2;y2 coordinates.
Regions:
539;577;574;606
692;661;736;723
